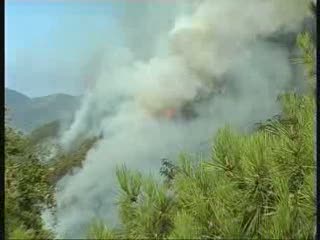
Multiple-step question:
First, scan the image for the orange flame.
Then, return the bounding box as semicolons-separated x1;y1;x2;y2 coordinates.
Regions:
163;108;177;119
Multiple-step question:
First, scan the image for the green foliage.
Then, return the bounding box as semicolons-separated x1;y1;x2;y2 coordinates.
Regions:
5;119;28;158
160;158;179;185
5;116;54;239
9;226;36;240
29;120;60;145
47;137;97;184
88;74;315;239
87;220;116;239
98;90;315;239
294;32;316;90
23;117;98;184
168;211;201;239
114;166;176;239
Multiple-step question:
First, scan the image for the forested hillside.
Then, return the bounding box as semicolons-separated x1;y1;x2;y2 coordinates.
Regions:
4;112;97;238
4;119;55;239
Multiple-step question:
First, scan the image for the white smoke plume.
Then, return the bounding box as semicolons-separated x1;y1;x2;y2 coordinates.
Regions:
49;0;312;238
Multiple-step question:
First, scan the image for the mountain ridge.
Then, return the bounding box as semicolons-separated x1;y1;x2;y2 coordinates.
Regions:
5;88;81;133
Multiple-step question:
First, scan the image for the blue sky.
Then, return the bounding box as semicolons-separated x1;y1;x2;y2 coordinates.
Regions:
5;0;121;97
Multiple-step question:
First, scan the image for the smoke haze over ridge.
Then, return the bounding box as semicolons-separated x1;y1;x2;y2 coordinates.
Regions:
44;0;313;238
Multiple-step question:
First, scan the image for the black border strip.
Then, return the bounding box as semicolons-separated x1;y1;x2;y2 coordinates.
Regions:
1;0;5;238
316;1;319;239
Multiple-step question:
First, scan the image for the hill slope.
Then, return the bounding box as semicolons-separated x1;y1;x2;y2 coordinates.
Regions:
5;88;81;133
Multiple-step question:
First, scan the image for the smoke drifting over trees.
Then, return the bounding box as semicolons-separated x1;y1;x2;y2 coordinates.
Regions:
45;0;314;238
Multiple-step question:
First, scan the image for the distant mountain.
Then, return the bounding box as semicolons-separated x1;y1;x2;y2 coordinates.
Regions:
5;88;32;109
5;88;81;133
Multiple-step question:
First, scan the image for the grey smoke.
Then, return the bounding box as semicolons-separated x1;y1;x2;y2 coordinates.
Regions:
115;0;201;61
47;0;313;238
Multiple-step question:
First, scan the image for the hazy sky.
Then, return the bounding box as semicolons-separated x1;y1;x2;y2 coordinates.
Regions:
5;0;121;97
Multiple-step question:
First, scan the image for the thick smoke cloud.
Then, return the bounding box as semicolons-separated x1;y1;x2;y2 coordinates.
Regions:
47;0;312;238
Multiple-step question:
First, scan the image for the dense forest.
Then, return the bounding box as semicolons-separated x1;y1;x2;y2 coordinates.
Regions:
4;3;316;240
